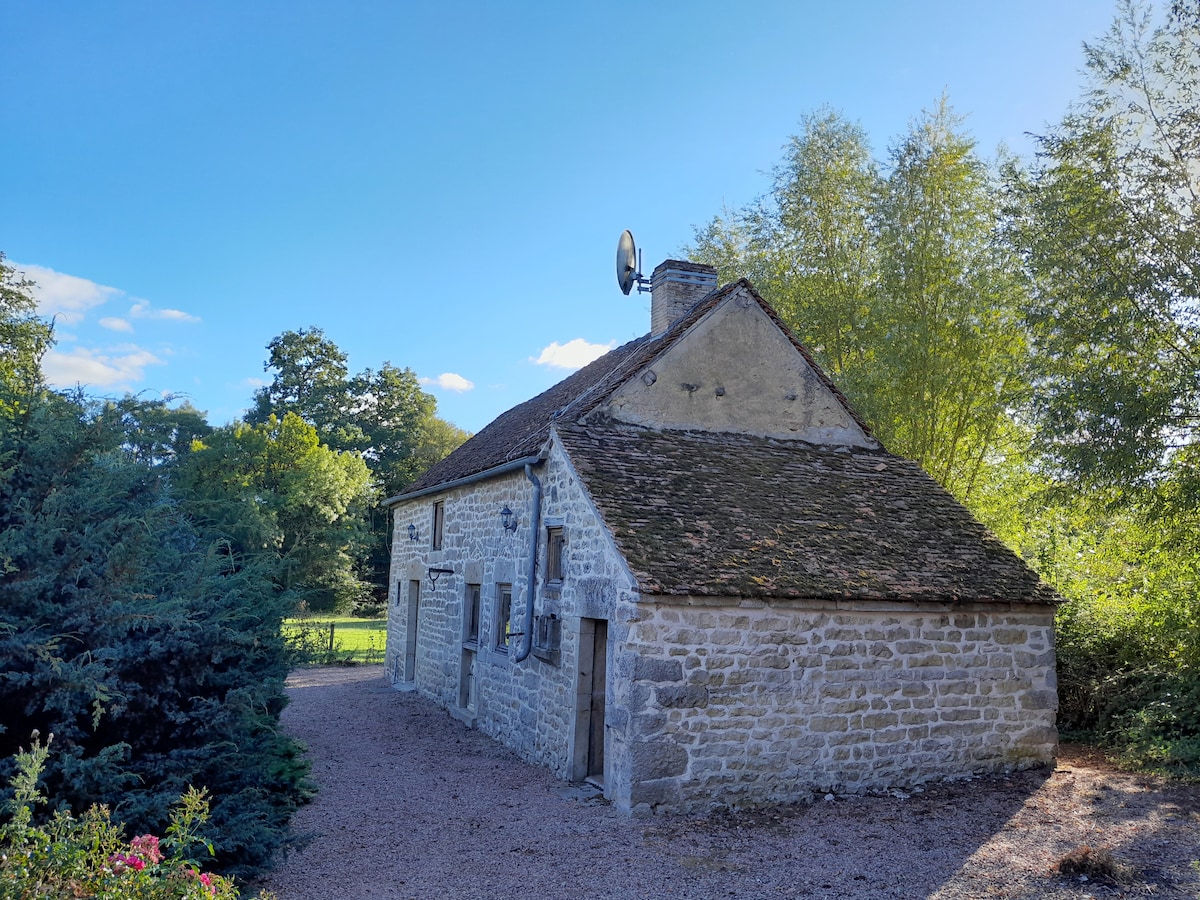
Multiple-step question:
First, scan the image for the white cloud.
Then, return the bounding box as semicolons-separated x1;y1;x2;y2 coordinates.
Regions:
419;372;475;392
16;263;200;327
531;338;616;370
18;263;120;325
130;300;201;323
41;345;165;390
242;377;269;388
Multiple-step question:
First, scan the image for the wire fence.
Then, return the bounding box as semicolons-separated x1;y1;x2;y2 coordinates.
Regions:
283;618;387;666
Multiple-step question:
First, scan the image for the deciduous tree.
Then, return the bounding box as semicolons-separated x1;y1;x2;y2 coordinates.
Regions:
690;101;1029;501
1011;0;1199;490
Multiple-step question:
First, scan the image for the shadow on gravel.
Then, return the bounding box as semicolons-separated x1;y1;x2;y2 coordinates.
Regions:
257;667;1200;900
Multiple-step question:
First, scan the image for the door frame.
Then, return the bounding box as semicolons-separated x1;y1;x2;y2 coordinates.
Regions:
571;617;608;784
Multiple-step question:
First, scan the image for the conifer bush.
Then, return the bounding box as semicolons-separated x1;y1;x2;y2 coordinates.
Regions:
0;385;311;876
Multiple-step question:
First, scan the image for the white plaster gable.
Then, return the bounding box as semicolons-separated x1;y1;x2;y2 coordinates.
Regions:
595;285;877;447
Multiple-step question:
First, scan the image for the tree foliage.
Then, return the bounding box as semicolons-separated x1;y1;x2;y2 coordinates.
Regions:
1003;0;1200;774
0;262;310;876
177;413;375;613
249;328;351;445
247;327;466;499
248;327;470;607
1010;0;1200;490
0;253;53;405
0;387;309;877
689;101;1029;501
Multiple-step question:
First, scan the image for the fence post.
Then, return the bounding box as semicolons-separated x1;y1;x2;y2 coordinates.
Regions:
328;622;335;655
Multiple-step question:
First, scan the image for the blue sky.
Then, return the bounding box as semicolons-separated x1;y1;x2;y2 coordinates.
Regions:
3;1;1120;433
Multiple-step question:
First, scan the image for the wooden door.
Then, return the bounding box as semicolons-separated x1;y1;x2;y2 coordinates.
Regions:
403;579;420;682
587;619;607;781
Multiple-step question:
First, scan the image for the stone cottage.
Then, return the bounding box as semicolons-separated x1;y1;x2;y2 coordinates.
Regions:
383;260;1059;815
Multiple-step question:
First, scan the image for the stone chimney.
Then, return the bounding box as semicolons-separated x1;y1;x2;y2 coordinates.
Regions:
650;259;718;335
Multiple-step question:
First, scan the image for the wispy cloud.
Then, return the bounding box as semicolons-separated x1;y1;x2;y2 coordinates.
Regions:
531;338;616;370
41;345;166;390
130;300;201;323
18;263;120;325
16;263;201;327
419;372;475;392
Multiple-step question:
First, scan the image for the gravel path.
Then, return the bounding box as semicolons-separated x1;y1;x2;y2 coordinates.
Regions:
256;666;1200;900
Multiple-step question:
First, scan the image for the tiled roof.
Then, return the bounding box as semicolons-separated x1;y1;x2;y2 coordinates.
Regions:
557;423;1056;605
399;332;657;495
399;280;869;497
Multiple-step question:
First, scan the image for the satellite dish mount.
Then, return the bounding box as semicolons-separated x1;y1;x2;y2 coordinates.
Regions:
616;229;650;295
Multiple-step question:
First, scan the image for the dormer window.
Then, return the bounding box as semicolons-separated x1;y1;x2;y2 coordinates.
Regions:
431;500;444;550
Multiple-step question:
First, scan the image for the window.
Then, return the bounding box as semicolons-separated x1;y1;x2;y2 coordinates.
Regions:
465;583;481;644
495;583;513;652
546;527;565;582
431;500;444;550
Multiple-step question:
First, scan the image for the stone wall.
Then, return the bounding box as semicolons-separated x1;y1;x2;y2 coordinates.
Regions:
388;434;1058;816
616;600;1058;815
386;436;639;781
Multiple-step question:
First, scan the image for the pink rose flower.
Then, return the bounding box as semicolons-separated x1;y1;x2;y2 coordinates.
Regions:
130;834;163;864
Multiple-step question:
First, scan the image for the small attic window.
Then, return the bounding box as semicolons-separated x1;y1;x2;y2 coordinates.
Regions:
431;500;444;550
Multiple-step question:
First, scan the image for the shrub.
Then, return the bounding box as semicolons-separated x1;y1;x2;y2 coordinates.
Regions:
1056;589;1200;779
0;734;271;899
0;389;311;876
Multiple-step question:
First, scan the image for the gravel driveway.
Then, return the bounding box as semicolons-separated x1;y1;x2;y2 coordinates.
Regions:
256;666;1200;900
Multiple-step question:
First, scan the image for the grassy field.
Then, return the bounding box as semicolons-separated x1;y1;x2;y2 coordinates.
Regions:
283;616;387;665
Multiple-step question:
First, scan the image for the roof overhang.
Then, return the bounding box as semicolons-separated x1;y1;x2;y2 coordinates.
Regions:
381;453;545;507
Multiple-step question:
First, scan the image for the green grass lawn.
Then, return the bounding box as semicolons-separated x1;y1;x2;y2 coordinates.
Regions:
283;615;387;665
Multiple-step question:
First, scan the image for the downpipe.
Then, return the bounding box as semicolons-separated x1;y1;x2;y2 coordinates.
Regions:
514;463;542;663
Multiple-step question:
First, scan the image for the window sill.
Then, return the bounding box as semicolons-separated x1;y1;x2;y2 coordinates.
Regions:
532;646;561;666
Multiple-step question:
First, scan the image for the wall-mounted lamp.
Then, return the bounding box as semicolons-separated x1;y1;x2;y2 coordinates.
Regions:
407;523;419;542
500;506;519;533
427;567;455;587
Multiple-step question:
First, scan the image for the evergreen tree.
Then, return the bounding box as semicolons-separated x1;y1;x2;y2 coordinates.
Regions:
0;259;309;876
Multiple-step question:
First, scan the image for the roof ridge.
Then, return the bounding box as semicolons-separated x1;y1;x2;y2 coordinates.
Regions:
400;276;876;497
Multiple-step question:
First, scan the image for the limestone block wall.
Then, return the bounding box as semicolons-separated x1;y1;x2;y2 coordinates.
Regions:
617;600;1058;815
386;438;639;782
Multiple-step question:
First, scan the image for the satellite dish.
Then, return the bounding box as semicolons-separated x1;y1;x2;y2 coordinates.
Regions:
616;229;639;295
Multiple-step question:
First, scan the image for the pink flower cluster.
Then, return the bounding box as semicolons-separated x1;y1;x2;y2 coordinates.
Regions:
104;832;221;895
130;834;163;864
109;833;163;872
